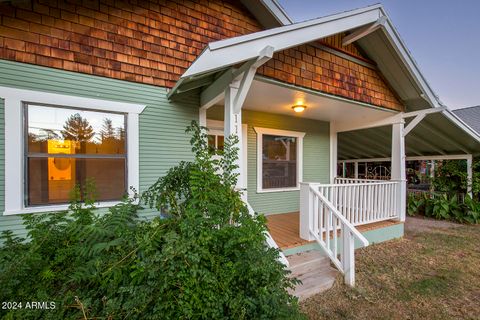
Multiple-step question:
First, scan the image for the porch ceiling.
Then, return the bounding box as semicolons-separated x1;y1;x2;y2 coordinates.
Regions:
215;78;396;125
338;111;480;160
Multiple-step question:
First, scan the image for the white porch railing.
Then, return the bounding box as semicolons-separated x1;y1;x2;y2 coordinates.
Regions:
334;177;385;184
300;183;369;286
325;178;401;225
300;178;402;285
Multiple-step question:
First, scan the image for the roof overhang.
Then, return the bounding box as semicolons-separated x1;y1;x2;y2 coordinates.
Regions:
171;4;442;111
338;109;480;159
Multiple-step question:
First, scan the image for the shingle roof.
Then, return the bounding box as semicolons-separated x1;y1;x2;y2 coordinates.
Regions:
453;106;480;134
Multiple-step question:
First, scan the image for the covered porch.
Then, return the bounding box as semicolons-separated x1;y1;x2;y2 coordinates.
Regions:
168;4;480;290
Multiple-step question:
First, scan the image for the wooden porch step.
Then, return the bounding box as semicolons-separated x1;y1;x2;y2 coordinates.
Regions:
287;250;337;301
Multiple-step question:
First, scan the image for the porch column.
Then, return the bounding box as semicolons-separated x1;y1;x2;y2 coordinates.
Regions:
199;107;207;127
467;154;473;197
391;120;406;222
354;161;359;179
224;81;244;191
330;124;337;183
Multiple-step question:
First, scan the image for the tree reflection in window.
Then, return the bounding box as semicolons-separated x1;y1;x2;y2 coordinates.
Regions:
25;104;127;206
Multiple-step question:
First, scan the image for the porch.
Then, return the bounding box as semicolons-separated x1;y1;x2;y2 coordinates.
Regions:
266;211;402;251
167;6;480;296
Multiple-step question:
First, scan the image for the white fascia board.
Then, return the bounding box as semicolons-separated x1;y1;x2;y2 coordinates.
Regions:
378;7;442;109
182;6;382;78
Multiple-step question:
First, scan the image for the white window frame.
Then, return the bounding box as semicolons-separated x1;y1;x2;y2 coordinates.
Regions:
206;119;248;189
0;86;146;215
254;127;305;193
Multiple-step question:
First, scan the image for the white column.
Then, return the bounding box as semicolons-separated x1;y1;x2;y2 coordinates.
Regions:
467;154;473;197
330;123;338;183
354;161;359;179
199;107;207;127
224;81;243;190
391;120;406;222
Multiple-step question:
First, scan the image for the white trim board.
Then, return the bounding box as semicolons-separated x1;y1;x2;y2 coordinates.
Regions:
206;119;248;189
338;154;473;163
0;86;146;215
254;127;305;193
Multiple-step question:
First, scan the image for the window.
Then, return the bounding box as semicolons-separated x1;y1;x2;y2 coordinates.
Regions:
25;104;127;206
207;134;224;153
262;135;297;189
255;127;305;192
2;86;145;215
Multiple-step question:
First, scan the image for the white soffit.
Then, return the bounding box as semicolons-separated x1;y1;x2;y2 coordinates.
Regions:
228;79;395;125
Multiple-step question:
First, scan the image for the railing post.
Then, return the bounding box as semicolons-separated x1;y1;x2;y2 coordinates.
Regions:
300;183;315;241
342;230;355;286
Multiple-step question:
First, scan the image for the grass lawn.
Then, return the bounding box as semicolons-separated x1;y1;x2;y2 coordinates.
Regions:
301;218;480;320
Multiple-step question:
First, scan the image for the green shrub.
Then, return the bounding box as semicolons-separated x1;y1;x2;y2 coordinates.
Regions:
0;121;302;319
408;192;480;224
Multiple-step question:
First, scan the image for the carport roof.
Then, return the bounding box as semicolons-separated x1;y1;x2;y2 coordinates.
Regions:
338;110;480;160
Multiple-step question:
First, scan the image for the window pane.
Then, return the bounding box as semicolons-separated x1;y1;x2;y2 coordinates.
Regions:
217;135;224;151
27;105;126;155
207;135;216;154
262;135;297;189
27;157;126;205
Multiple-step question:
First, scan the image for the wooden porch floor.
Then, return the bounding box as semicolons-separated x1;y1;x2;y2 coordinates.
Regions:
266;212;401;250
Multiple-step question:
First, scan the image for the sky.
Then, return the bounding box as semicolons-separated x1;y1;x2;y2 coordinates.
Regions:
277;0;480;109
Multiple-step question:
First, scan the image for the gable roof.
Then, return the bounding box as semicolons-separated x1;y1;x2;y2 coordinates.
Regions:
453;106;480;134
176;4;441;110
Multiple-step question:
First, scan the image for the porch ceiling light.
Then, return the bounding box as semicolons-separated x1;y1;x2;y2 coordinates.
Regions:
292;104;307;113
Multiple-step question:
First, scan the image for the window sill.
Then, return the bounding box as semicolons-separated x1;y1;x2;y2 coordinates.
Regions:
3;201;122;216
256;187;300;194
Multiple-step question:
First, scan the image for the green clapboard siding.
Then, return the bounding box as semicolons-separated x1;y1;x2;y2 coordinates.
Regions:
0;59;199;238
208;106;330;215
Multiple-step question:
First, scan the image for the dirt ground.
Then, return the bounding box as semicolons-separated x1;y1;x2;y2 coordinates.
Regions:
301;218;480;320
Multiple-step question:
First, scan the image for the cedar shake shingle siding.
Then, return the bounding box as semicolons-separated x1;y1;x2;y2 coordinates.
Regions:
0;0;263;87
257;34;404;111
0;1;403;110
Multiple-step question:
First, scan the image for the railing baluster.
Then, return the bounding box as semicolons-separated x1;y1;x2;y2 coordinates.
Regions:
319;202;324;241
326;208;330;253
333;215;338;259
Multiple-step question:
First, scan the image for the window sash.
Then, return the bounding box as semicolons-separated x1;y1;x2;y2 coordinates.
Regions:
23;103;128;207
262;135;297;189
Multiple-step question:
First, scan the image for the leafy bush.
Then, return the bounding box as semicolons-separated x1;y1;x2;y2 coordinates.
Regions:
0;122;302;319
407;192;480;224
432;158;480;198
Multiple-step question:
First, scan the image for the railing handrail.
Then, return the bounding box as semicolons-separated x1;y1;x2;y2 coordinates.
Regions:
335;177;381;182
309;186;369;247
316;181;399;187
